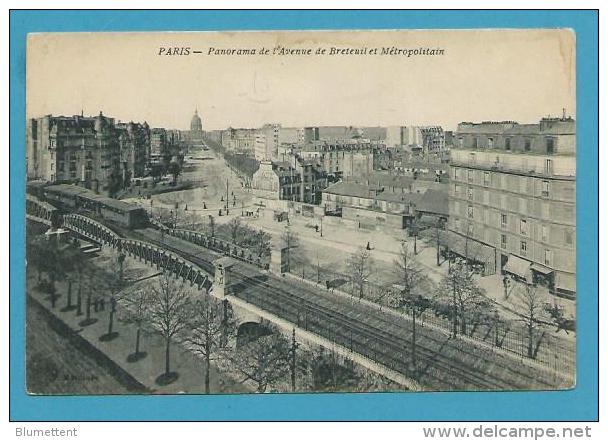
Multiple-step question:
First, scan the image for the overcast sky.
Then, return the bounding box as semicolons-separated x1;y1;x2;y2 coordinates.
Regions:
26;29;575;131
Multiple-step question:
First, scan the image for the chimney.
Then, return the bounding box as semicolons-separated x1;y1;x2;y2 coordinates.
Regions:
562;108;566;119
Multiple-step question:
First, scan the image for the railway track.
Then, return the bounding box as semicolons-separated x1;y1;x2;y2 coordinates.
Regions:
121;226;561;391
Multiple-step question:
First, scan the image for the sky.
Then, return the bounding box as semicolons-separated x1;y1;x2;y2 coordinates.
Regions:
26;29;576;132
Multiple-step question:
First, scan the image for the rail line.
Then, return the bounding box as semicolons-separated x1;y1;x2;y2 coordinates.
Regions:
128;227;559;391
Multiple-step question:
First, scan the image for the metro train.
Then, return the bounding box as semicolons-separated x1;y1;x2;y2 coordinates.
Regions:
34;183;149;229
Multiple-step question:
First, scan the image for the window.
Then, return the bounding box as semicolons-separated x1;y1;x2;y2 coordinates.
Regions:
524;139;531;151
453;168;460;180
541;225;548;242
505;138;511;150
488;137;494;148
501;213;507;228
458;138;464;148
469;152;476;163
473;138;479;148
483;172;491;186
520;219;528;235
546;138;555;154
467;205;474;219
520;241;527;255
50;163;54;170
467;170;474;182
544;249;552;266
467;187;473;200
541;180;550;197
501;234;507;249
454;219;460;232
545;159;553;175
58;162;64;172
454;184;461;195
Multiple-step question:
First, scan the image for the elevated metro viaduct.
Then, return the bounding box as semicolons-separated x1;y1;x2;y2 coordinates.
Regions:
26;196;568;392
56;212;421;390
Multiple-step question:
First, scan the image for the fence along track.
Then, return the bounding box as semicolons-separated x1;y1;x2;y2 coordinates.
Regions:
63;214;211;290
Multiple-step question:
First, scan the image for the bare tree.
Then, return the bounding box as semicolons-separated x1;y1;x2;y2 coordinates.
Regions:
519;282;544;358
182;296;236;393
392;241;427;300
281;225;300;273
437;261;488;337
148;271;192;384
119;288;154;362
99;252;128;341
78;268;105;327
228;332;291;393
228;217;242;244
208;215;216;237
346;247;374;300
392;241;431;375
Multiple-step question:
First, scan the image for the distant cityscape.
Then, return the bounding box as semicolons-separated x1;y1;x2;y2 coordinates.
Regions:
26;109;576;298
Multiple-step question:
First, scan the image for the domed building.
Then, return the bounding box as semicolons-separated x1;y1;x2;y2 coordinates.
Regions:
190;109;203;133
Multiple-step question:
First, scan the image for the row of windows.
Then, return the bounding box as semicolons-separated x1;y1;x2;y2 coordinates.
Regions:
498;233;553;264
453;191;575;222
459;206;574;246
458;136;555;154
453;220;556;266
453;169;556;197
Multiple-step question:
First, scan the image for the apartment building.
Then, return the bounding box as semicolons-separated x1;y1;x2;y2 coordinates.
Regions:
448;116;576;298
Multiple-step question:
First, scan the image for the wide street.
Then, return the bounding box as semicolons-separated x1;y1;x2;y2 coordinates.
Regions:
126;146;576;327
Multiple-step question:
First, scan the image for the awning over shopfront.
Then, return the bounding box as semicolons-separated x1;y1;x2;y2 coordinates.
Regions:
417;214;443;229
530;263;554;275
503;255;532;279
439;230;496;271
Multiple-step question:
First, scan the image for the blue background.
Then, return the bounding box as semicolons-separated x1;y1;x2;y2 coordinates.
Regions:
9;10;598;421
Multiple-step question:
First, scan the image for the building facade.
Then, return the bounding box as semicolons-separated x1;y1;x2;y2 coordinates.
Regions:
298;139;380;179
26;112;150;195
251;158;327;204
321;181;420;230
448;116;576;298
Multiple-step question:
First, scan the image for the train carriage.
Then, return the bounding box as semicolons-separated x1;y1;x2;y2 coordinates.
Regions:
41;183;148;229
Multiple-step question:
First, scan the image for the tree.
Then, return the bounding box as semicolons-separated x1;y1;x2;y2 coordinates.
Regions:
437;261;488;337
392;241;430;375
41;239;69;309
392;241;426;300
148;271;192;384
99;252;128;341
228;332;291;393
168;160;182;185
182;296;236;393
346;247;374;300
519;282;544;358
228;217;242;244
281;225;300;273
26;235;47;285
208;215;216;237
78;268;104;327
59;241;82;312
73;248;88;316
119;288;153;362
150;164;163;183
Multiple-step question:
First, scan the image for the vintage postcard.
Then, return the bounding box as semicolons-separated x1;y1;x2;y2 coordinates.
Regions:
24;29;576;395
